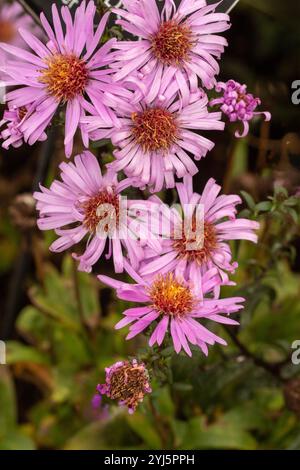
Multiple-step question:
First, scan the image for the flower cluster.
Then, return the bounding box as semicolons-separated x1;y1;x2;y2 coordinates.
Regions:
0;2;125;155
0;1;270;413
140;176;259;298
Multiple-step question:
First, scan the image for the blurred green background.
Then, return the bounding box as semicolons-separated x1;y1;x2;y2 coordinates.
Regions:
1;0;300;450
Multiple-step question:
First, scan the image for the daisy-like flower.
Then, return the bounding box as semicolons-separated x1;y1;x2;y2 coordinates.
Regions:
94;359;152;414
98;265;244;357
0;1;126;156
139;176;259;299
111;0;230;101
34;150;160;273
0;104;46;149
210;79;271;138
0;1;42;67
83;87;224;192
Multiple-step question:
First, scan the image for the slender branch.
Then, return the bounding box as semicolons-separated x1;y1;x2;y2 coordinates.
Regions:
16;0;41;26
225;326;287;380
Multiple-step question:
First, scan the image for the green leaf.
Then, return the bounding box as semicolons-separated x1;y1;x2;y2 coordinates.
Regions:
64;414;142;450
153;387;175;418
222;402;267;432
51;329;91;369
62;256;101;328
126;412;161;449
180;416;257;450
0;430;35;450
255;201;272;213
274;185;288;198
64;421;108;450
287;208;299;224
51;367;76;404
16;306;51;347
29;284;80;331
241;191;256;210
6;341;50;366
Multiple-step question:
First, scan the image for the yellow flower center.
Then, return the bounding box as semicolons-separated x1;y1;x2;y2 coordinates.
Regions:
149;273;195;318
131;108;178;153
39;54;88;102
152;20;193;66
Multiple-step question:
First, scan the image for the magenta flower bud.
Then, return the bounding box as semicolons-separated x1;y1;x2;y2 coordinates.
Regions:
211;79;271;137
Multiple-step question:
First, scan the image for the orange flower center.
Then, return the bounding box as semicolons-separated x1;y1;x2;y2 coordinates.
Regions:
131;108;178;153
81;189;120;234
0;20;16;42
39;54;88;102
152;20;193;66
173;220;218;265
149;273;195;318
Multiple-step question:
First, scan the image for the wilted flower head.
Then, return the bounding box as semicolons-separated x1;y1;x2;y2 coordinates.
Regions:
83;87;223;192
210;79;271;137
34;151;160;273
99;265;244;357
94;359;152;414
140;176;259;298
111;0;230;100
0;1;126;156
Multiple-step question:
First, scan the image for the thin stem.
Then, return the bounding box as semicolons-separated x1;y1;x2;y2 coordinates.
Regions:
16;0;41;26
225;326;286;381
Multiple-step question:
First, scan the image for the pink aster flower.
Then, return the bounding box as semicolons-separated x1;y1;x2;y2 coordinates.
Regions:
0;104;47;149
94;359;152;414
111;0;230;100
0;1;42;68
0;1;126;156
139;176;259;299
34;150;160;273
83;87;224;192
210;79;271;138
98;266;244;357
